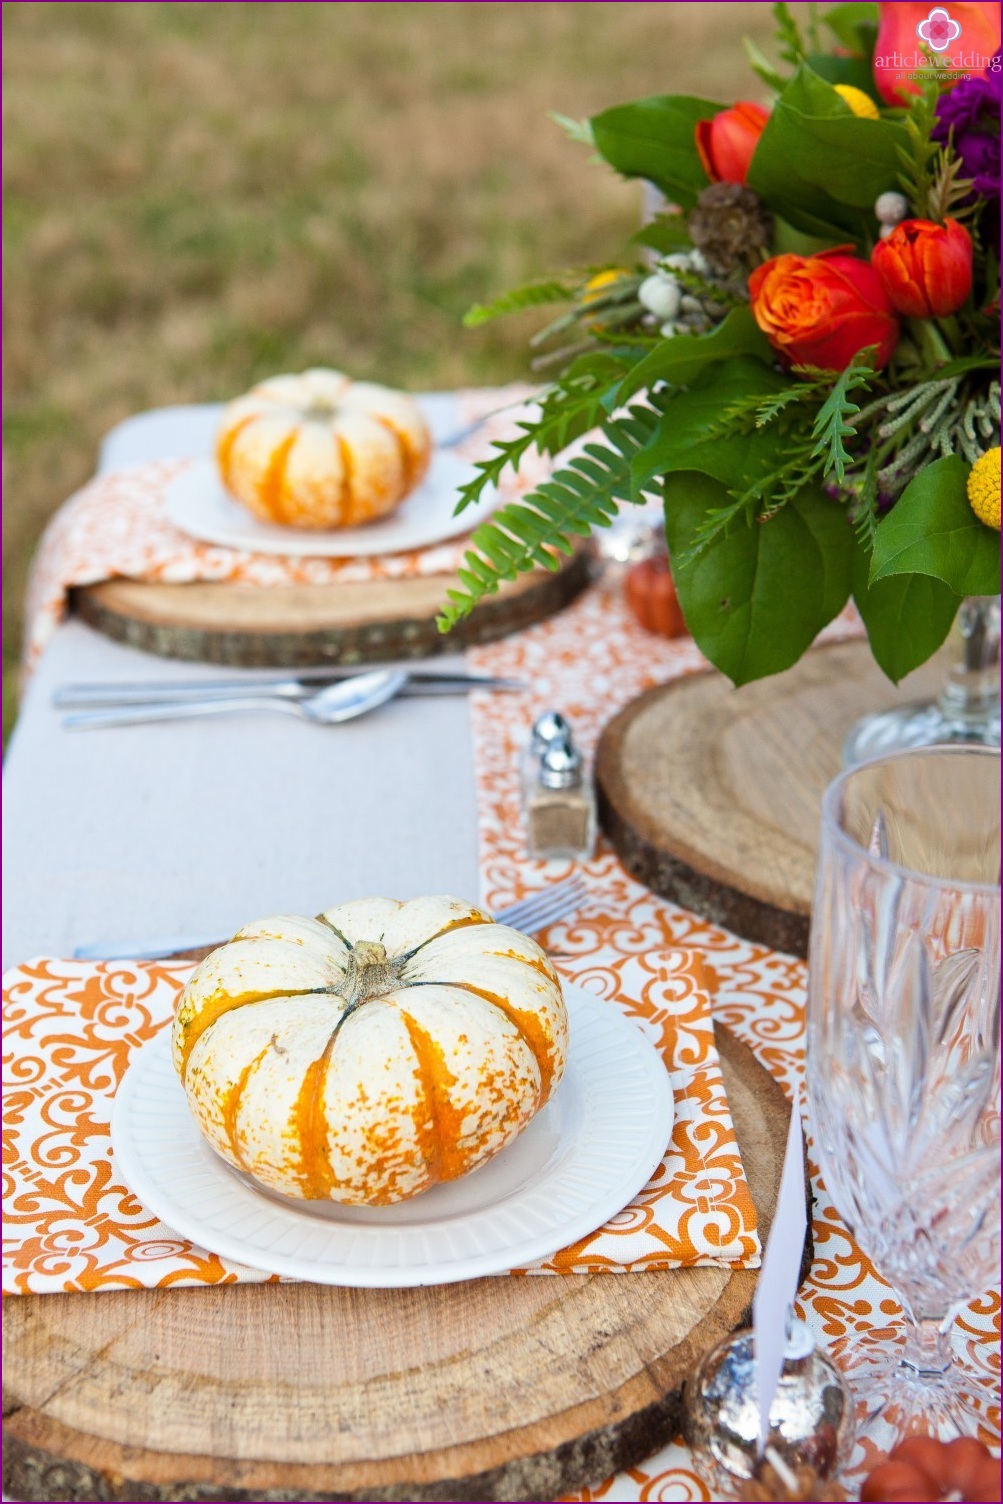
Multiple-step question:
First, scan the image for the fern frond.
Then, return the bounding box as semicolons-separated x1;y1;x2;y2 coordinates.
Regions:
438;402;661;629
718;386;807;435
743;35;789;93
926;146;977;223
452;367;627;515
772;1;806;65
463;279;574;328
810;357;875;483
549;112;595;146
851;447;880;549
896;75;940;212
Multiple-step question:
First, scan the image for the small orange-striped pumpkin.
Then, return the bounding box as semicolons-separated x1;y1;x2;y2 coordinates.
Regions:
172;896;568;1206
215;368;432;529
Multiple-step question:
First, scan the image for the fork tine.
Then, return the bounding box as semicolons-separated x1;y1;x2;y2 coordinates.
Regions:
516;886;587;933
495;878;578;928
496;877;587;935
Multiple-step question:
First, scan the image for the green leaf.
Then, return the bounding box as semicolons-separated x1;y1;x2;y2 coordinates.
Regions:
619;307;772;401
664;470;854;684
823;2;879;55
851;538;960;682
632;357;790;493
925;355;1000;381
746;64;909;238
805;50;882;100
590;95;721;209
631;214;692;254
870;456;1002;596
438;403;661;630
463;279;574;328
743;36;789;95
771;216;838;256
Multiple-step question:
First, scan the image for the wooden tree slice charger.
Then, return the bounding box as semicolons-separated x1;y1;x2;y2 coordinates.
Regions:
72;549;592;668
3;1026;806;1503
596;639;949;958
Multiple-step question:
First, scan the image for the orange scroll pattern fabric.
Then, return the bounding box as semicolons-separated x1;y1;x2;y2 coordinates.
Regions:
2;947;756;1294
22;385;546;673
465;584;1000;1493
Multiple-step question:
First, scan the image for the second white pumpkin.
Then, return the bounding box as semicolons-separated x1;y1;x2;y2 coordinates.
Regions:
215;368;432;529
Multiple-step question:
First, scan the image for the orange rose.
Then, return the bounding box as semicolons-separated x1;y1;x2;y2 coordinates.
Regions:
695;102;769;185
873;2;1002;105
871;218;974;317
749;251;900;371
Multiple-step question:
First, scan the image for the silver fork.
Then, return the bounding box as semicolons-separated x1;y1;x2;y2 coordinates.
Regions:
494;877;587;935
70;876;588;961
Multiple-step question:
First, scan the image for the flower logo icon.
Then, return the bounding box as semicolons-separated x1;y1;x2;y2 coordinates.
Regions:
916;6;963;51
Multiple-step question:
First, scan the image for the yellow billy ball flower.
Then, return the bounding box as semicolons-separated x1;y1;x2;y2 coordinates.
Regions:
582;269;629;302
580;268;631;332
834;84;880;119
967;447;1001;530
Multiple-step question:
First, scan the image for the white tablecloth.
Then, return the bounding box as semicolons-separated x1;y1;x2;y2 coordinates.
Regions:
2;397;483;968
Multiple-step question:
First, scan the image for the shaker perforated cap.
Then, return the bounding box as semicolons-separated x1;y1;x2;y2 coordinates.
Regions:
531;710;572;756
539;741;582;790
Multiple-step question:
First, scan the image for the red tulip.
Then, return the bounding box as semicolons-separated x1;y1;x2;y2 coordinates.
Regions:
873;2;1002;105
695;102;769;185
872;217;973;316
749;250;900;371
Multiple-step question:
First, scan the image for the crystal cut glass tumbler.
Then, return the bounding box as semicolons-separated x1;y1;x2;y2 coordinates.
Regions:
806;747;1001;1449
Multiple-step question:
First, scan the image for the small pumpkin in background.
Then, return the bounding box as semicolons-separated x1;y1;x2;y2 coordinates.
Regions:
173;896;568;1206
860;1435;1001;1503
624;553;688;638
216;368;432;529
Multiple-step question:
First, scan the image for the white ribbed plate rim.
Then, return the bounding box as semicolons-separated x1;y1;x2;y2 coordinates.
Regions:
164;451;499;558
110;985;674;1287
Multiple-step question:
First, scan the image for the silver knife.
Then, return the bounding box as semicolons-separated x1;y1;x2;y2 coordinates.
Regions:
54;671;525;708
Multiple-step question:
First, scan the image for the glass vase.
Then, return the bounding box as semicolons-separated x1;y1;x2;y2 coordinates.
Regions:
844;596;1001;766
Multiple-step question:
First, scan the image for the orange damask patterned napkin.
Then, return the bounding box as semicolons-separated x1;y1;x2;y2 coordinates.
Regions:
2;952;758;1295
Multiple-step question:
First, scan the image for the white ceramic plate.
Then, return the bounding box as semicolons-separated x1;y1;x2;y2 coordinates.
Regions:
110;985;673;1287
164;451;498;558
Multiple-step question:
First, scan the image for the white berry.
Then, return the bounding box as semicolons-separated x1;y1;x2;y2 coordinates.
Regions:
639;273;681;320
875;191;909;225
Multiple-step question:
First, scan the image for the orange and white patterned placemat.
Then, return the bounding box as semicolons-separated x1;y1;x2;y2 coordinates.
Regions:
2;947;758;1294
464;583;1000;1495
22;385;549;672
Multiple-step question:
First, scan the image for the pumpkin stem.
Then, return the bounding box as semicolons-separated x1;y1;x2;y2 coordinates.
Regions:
340;940;401;1005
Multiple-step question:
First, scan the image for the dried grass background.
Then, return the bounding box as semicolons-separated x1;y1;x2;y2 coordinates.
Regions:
3;0;791;736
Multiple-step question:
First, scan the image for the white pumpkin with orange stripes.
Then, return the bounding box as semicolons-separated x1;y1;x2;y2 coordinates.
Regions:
215;368;432;529
171;896;568;1205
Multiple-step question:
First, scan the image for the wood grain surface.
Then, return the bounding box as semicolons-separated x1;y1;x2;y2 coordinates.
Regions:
3;1026;804;1503
72;549;592;668
596;640;949;958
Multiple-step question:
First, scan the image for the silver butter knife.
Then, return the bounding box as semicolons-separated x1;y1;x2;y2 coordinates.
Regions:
54;670;525;708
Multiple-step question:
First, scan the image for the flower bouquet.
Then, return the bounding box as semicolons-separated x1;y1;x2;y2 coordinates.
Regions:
440;2;1001;707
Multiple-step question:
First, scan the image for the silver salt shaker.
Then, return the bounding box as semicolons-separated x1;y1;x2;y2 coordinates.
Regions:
521;710;573;801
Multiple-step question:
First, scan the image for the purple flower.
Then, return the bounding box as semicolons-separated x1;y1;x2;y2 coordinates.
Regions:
932;51;1002;200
